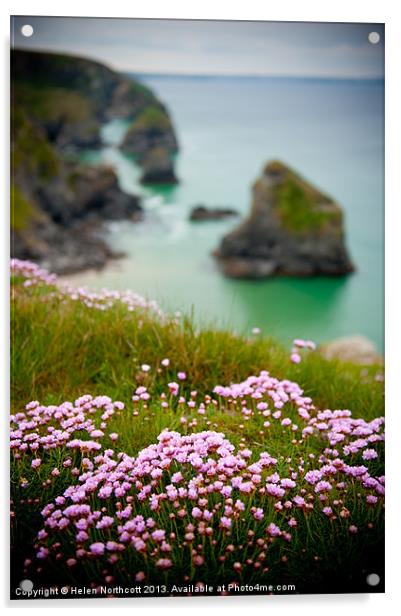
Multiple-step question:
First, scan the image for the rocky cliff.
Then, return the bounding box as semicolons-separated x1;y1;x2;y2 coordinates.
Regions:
121;104;179;184
11;49;178;273
215;161;354;278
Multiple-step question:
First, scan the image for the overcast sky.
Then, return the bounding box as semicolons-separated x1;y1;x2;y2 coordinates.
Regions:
11;17;384;78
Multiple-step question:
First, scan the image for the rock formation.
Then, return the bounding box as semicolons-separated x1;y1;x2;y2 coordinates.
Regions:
121;105;178;183
10;49;178;273
319;335;383;365
215;161;354;278
189;205;238;221
140;146;178;185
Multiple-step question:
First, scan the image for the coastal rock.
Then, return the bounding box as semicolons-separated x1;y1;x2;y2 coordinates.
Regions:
121;104;179;183
215;160;354;278
140;147;178;185
12;161;142;275
189;205;239;221
319;335;383;365
121;105;178;158
11;49;176;273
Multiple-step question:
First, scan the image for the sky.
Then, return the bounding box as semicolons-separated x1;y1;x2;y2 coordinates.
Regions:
11;16;384;78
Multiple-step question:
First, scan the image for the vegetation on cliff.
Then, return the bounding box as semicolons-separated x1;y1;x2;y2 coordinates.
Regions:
10;260;384;595
266;161;342;233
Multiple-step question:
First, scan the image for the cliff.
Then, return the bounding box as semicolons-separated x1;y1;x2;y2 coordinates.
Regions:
10;49;178;273
215;161;354;278
121;104;179;184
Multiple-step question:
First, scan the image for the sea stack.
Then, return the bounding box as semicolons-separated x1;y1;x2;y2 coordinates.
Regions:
214;161;354;278
121;105;179;184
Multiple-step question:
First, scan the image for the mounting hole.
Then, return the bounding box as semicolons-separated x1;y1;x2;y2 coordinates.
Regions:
20;579;34;592
21;24;34;38
368;32;380;45
366;573;380;587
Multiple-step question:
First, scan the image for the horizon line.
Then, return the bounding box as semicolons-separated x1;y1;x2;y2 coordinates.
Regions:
11;47;384;82
128;71;384;81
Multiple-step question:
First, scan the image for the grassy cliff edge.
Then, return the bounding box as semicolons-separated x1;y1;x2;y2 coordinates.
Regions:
10;260;384;596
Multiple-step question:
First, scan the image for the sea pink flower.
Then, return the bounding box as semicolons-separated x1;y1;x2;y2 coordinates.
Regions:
168;382;179;395
362;448;378;461
220;516;232;529
156;558;172;569
267;523;281;537
89;542;105;556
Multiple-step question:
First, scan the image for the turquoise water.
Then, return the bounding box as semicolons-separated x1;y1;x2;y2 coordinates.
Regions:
74;76;384;350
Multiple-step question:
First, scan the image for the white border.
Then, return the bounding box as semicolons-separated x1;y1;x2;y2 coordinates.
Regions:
1;1;400;613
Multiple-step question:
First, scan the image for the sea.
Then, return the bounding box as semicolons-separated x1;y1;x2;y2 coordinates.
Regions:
74;74;384;351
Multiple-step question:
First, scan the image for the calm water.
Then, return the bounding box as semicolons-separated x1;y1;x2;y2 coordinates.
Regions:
74;75;384;350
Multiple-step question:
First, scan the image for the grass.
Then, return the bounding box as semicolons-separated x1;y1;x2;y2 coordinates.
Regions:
13;83;95;126
10;273;385;596
262;161;342;234
129;105;172;133
11;283;383;422
10;185;36;232
11;108;60;183
275;178;341;233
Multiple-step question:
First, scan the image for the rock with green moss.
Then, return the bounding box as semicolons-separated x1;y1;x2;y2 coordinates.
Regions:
121;104;179;183
121;105;178;158
215;160;354;278
140;146;178;185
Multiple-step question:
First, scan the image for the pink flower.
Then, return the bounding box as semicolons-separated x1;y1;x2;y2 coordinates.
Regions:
89;542;105;556
141;364;151;372
267;523;281;537
177;372;187;381
220;516;232;529
151;529;166;542
168;382;179;395
161;358;170;367
315;481;332;493
362;449;378;461
156;558;172;569
291;353;302;364
191;507;203;520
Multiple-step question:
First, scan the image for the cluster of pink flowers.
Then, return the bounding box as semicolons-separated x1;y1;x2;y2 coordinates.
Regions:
32;429;293;577
10;395;124;463
11;259;164;318
290;338;316;364
10;365;384;585
11;258;57;286
10;261;384;588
